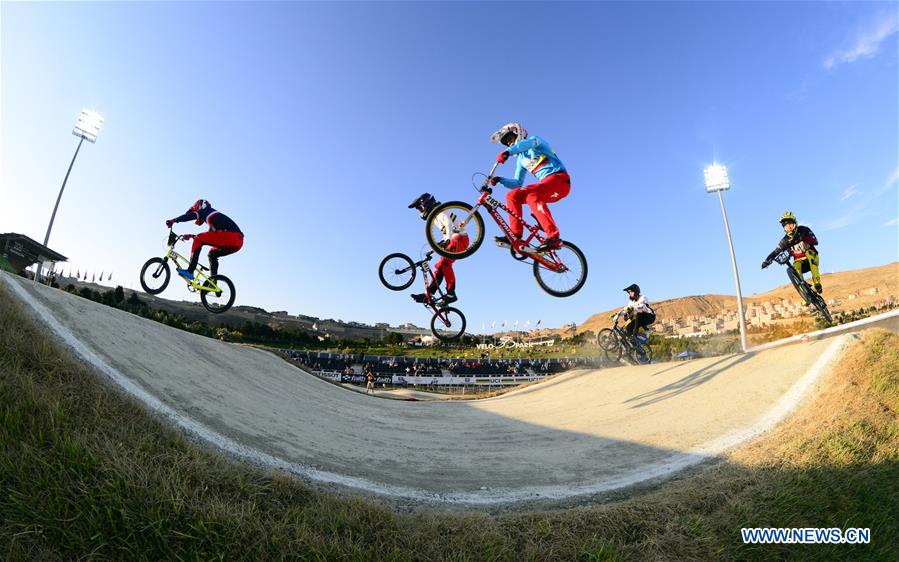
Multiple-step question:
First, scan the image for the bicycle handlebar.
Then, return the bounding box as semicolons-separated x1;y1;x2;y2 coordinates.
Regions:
773;251;792;265
479;161;502;192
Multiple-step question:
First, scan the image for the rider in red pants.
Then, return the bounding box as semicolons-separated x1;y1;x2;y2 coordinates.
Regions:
165;199;244;280
408;193;468;304
489;122;570;253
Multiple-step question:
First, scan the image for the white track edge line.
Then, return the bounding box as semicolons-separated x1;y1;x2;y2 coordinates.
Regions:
0;273;856;505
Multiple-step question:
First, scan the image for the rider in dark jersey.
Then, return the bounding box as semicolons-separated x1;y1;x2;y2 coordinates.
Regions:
165;199;244;280
761;211;822;293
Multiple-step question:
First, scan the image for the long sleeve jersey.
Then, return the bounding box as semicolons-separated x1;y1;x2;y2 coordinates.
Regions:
765;225;818;261
497;136;566;189
624;295;655;316
172;207;242;234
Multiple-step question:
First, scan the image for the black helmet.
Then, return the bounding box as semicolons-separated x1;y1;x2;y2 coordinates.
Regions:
623;284;640;295
408;193;440;220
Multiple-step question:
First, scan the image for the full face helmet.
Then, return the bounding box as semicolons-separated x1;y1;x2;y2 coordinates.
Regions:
623;283;641;297
189;199;211;225
779;211;797;226
408;193;440;220
489;122;528;147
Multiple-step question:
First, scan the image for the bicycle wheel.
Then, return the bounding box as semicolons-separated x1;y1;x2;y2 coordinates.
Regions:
431;306;466;341
597;329;622;361
786;267;813;305
139;257;170;295
378;253;416;291
533;240;588;297
631;344;653;364
813;294;833;324
425;201;484;260
200;275;236;313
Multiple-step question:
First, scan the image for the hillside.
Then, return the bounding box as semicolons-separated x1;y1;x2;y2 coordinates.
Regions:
575;261;898;335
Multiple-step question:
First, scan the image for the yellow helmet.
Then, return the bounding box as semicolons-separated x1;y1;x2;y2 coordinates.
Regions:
779;211;797;225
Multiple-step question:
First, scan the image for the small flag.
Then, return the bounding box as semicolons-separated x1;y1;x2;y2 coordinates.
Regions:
100;272;104;282
92;273;96;282
514;320;519;328
109;272;113;281
501;320;506;327
536;319;541;326
525;320;531;327
491;320;496;329
482;322;486;332
76;270;80;279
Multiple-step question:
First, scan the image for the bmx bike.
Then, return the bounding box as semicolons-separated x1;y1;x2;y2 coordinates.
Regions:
378;250;466;341
597;312;653;364
422;161;587;298
139;229;236;314
770;250;832;324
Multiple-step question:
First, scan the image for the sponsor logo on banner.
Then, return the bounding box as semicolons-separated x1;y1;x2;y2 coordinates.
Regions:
476;336;555;350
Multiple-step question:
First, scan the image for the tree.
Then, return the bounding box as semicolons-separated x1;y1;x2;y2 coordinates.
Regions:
383;332;404;345
114;285;125;304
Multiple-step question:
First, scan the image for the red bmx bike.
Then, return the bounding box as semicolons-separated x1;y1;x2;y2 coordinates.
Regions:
378;250;466;341
422;161;587;297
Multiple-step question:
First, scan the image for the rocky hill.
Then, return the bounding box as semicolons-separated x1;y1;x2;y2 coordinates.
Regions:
574;261;898;335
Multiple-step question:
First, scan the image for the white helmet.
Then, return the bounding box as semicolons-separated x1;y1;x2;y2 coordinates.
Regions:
490;122;528;145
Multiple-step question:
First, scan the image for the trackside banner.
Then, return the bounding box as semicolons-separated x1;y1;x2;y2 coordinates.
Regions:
392;375;543;386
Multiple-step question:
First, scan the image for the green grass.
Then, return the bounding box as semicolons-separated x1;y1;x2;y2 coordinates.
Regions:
0;256;16;273
1;283;897;561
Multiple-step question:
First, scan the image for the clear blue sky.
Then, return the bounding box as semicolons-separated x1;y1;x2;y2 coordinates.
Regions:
2;2;897;331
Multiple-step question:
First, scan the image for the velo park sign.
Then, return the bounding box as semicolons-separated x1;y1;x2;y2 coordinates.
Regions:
476;336;556;351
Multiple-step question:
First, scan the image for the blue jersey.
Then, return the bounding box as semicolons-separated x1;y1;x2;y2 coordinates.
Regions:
497;136;566;189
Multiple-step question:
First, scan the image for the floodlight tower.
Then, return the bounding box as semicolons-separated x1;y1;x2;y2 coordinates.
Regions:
704;163;748;352
35;110;104;283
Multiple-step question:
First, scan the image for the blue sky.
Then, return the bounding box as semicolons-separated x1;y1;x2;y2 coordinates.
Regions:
2;1;897;331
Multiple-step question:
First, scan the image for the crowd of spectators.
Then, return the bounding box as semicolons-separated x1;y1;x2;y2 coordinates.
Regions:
283;350;601;377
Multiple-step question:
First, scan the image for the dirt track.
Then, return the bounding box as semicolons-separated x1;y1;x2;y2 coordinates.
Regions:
4;272;887;507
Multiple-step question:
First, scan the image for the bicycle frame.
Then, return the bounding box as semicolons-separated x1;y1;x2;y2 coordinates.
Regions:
415;255;454;324
161;231;221;293
610;314;649;352
456;161;568;273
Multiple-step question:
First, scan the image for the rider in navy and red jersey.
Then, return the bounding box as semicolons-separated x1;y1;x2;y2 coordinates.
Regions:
165;199;244;280
408;192;468;304
489;122;570;253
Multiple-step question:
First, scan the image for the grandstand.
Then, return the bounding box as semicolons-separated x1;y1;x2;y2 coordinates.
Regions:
282;350;601;387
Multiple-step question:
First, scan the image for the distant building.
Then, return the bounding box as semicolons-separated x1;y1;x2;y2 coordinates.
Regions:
0;233;67;277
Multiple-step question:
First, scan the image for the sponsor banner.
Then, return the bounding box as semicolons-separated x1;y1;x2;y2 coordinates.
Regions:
317;371;342;382
339;373;368;384
476;336;556;350
392;375;543;386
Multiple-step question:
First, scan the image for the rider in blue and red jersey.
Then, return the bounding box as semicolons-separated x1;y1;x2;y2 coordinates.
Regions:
489;122;570;253
165;199;244;280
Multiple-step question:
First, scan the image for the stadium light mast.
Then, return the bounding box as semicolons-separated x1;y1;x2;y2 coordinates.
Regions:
35;109;104;283
704;163;748;353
